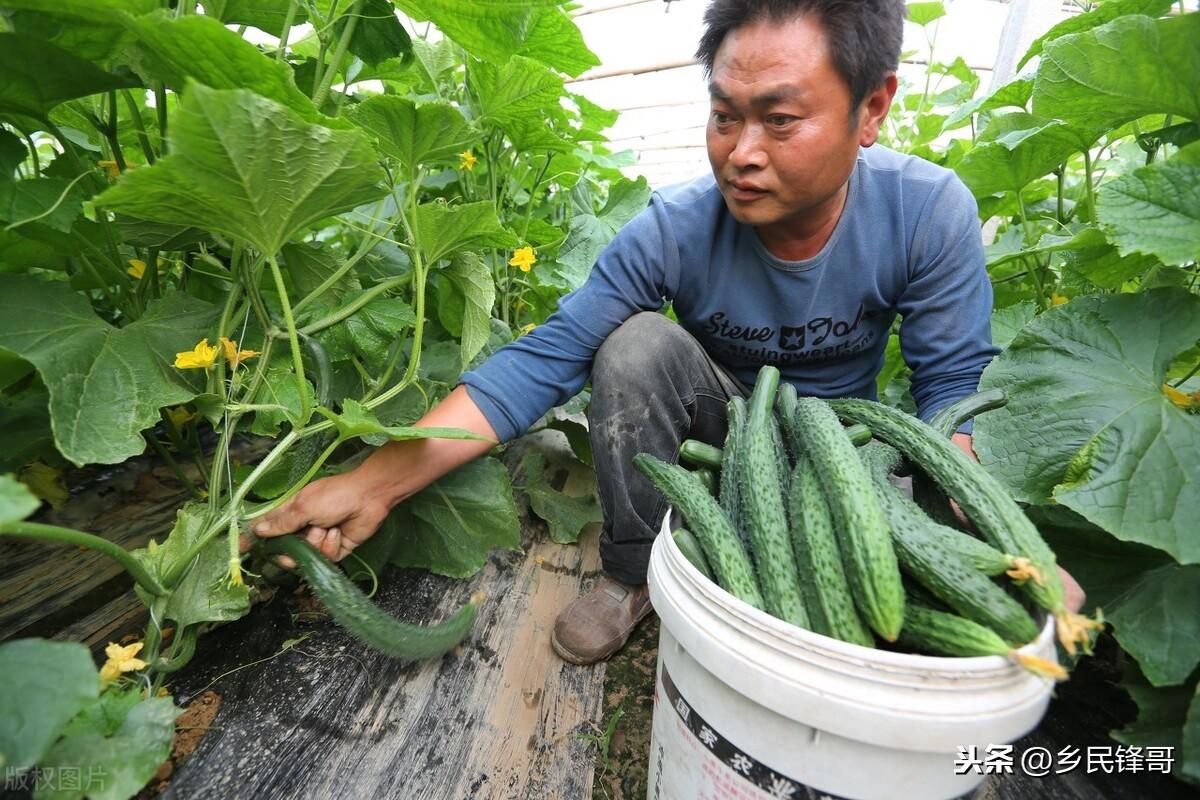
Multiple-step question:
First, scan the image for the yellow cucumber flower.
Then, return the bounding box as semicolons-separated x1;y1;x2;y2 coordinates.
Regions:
174;338;220;369
458;150;478;171
519;323;536;336
99;641;147;685
509;246;536;273
165;405;196;429
127;258;168;279
1050;293;1069;306
1163;383;1200;412
220;336;261;369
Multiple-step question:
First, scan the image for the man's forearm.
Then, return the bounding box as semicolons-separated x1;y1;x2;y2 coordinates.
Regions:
357;385;499;508
951;431;975;462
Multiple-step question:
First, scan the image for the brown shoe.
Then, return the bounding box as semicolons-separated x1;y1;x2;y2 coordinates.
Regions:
551;577;653;665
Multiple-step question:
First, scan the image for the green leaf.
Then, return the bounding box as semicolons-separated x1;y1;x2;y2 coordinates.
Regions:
0;129;30;177
95;84;386;256
0;639;97;771
0;385;56;472
389;456;521;578
125;13;321;122
0;473;40;524
518;452;601;544
348;96;475;179
518;7;600;77
338;0;412;66
473;55;566;140
203;0;308;37
0;0;156;24
249;367;313;436
281;242;358;305
1113;660;1196;749
989;301;1036;350
393;0;562;65
954;112;1089;197
944;76;1032;132
345;295;416;370
1031;14;1200;140
60;686;144;740
0;178;87;234
0;276;216;466
545;417;593;467
1186;687;1200;785
412;200;516;266
906;1;946;27
133;504;250;629
411;38;458;85
0;33;133;121
555;176;651;289
441;253;495;369
1107;564;1200;687
321;398;491;444
1096;141;1200;267
987;226;1158;289
36;696;179;800
1018;0;1174;70
975;289;1200;562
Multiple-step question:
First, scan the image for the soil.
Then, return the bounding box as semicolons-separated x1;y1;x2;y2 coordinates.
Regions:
592;615;660;800
136;691;222;799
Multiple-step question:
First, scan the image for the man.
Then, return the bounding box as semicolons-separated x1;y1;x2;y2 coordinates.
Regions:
252;0;1078;665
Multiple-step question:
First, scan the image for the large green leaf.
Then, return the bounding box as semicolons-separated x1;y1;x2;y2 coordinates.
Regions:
555;176;651;289
475;55;564;130
0;178;87;234
281;242;358;305
975;289;1200;562
518;452;601;544
0;33;133;121
517;7;600;77
0;0;156;24
412;200;516;266
348;96;475;179
1113;661;1196;749
342;295;417;371
988;227;1158;289
338;0;412;66
0;276;216;466
394;0;563;66
133;504;251;630
1096;141;1200;267
124;13;321;122
0;639;97;771
1031;14;1200;139
988;301;1036;350
37;696;179;800
954;112;1090;197
440;253;495;369
248;367;313;436
389;456;521;578
0;385;56;473
1107;564;1200;687
906;1;945;27
203;0;308;37
1017;0;1174;70
0;473;40;524
1186;688;1200;785
95;84;386;256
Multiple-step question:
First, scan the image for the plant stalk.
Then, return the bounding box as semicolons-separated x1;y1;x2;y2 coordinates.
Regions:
0;522;166;596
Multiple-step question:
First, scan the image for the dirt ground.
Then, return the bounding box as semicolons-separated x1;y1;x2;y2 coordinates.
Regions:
591;615;660;800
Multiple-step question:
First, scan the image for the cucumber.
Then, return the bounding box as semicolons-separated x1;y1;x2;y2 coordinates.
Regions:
693;467;717;497
898;601;1065;681
828;399;1088;648
673;528;714;581
787;456;874;646
633;453;764;610
928;388;1007;438
793;397;904;640
680;440;723;471
263;537;480;659
719;397;751;553
775;381;802;461
739;366;809;628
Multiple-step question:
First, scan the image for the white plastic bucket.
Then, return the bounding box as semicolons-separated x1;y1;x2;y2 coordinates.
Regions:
646;514;1058;800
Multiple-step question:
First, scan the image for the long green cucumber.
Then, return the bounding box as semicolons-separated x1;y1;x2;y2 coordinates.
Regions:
787;456;874;647
680;440;723;471
673;528;714;581
633;453;764;610
693;467;717;497
828;400;1073;629
898;601;1065;681
776;381;802;461
794;397;904;640
739;367;809;628
928;388;1008;438
719;397;750;552
264;537;480;659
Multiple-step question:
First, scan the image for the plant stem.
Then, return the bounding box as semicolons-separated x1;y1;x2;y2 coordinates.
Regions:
121;89;157;164
312;0;363;109
277;0;299;62
295;275;409;336
1082;148;1097;222
22;132;41;173
145;433;204;500
1172;358;1200;388
154;83;168;152
0;522;166;596
267;254;311;423
1055;168;1065;225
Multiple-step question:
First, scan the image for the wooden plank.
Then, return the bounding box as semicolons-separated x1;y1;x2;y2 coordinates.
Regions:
161;435;608;799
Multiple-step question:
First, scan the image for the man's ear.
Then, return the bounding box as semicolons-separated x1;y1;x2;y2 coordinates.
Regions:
858;72;898;147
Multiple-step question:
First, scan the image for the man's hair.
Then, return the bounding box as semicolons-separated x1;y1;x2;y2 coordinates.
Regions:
696;0;906;111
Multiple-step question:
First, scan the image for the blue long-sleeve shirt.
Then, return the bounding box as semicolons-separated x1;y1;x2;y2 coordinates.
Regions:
462;144;998;442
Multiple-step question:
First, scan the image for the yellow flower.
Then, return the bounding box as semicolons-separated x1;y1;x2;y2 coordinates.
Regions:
1163;383;1200;411
1050;293;1069;306
165;405;196;429
174;338;220;369
127;258;168;279
509;246;536;273
458;150;478;171
219;336;261;369
99;641;147;685
519;323;536;336
98;160;121;179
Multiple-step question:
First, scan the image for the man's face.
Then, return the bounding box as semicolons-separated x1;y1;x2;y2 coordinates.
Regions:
706;15;890;238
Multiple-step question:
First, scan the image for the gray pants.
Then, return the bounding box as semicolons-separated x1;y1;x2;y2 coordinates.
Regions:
588;312;749;585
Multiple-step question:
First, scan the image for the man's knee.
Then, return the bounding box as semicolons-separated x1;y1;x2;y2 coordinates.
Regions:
594;312;689;385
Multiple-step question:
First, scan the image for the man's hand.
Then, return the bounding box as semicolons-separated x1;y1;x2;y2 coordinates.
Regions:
244;469;392;567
